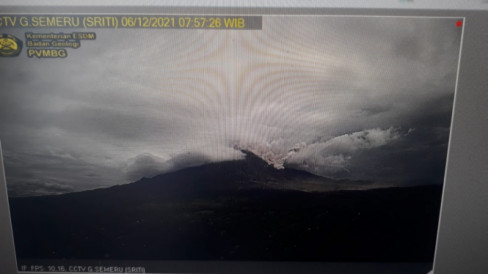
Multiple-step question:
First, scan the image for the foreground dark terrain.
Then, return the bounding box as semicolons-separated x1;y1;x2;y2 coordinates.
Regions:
9;151;442;262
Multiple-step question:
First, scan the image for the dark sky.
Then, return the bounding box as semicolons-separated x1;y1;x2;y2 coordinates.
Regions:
0;16;462;196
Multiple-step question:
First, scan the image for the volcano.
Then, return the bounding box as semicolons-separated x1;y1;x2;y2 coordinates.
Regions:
8;150;442;263
98;149;373;199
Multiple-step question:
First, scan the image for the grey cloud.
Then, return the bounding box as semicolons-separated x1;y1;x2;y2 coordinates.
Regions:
0;16;462;195
123;153;168;182
346;128;450;186
124;152;211;182
286;127;403;177
4;148;123;197
7;180;75;197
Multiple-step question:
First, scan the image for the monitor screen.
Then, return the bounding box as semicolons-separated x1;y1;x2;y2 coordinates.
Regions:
0;1;487;274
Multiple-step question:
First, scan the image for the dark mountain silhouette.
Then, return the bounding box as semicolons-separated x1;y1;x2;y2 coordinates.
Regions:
8;150;443;265
85;149;372;198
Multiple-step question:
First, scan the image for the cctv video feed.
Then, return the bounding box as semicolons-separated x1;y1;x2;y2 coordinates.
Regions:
0;14;463;273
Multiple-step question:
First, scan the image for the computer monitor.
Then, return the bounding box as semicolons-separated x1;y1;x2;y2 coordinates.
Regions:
0;1;487;273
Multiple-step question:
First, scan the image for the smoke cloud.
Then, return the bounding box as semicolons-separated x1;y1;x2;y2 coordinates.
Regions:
0;16;461;196
286;127;403;177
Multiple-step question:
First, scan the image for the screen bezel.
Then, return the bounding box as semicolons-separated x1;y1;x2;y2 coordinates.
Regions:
0;5;487;274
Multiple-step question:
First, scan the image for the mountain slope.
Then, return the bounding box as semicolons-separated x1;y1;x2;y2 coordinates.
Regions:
8;151;443;263
83;150;370;201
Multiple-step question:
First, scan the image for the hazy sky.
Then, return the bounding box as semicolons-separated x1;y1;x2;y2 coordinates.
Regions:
0;16;462;196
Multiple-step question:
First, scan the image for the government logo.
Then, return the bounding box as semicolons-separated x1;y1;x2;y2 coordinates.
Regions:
0;34;23;57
